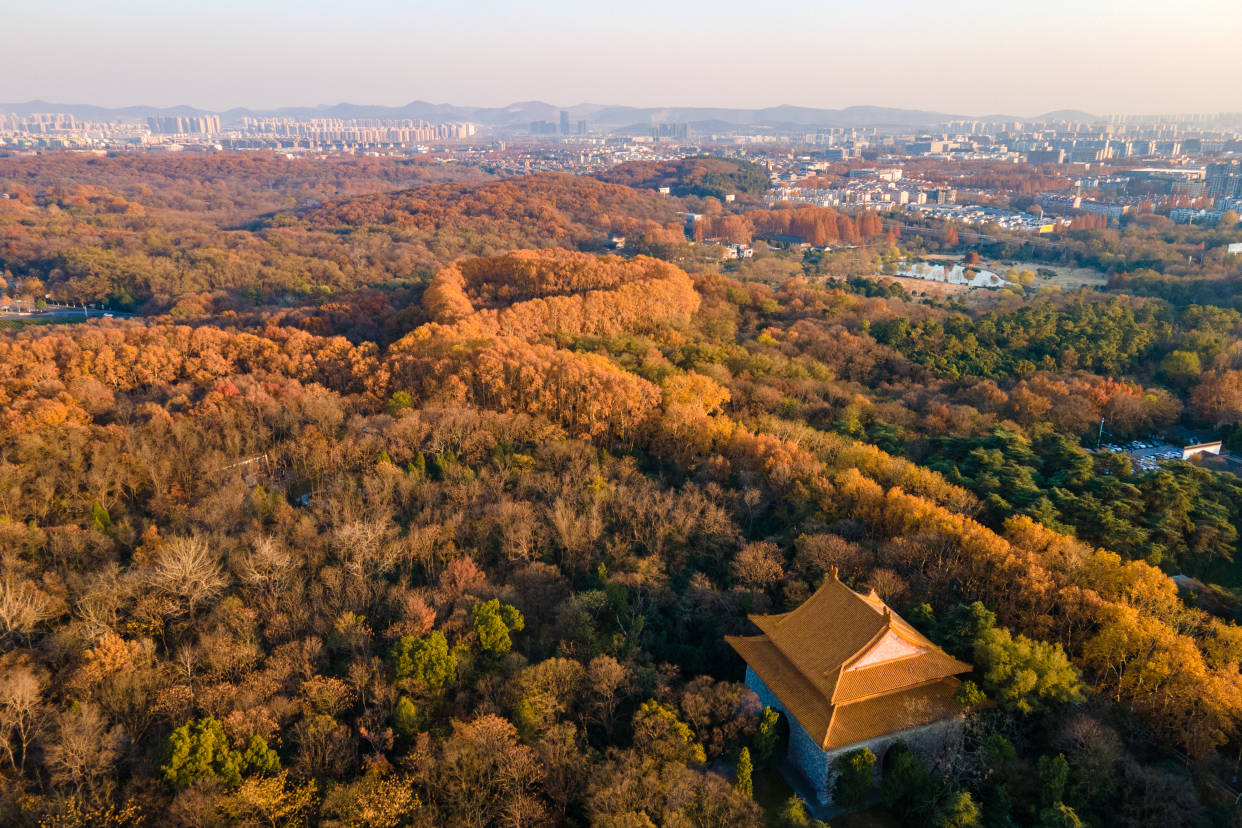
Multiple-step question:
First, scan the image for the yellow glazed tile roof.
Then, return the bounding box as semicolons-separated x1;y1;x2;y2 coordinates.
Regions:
824;677;965;748
727;574;972;749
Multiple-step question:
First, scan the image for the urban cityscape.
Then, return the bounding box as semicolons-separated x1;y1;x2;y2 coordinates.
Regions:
5;104;1241;238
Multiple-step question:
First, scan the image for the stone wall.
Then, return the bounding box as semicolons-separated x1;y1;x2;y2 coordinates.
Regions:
822;714;966;809
745;667;833;804
743;667;966;810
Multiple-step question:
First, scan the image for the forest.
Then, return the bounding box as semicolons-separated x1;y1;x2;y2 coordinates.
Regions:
0;156;682;309
1;152;1242;828
693;206;890;246
795;159;1073;198
595;156;772;201
904;211;1242;310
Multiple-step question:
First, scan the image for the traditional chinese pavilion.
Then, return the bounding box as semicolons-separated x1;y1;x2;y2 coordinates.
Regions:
726;572;973;808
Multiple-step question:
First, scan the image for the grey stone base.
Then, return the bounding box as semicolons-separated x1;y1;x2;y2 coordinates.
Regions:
744;666;965;811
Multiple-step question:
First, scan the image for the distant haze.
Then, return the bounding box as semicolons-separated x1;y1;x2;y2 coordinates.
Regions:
5;0;1241;116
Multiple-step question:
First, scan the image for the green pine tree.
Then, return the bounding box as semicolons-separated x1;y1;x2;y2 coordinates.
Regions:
735;747;754;799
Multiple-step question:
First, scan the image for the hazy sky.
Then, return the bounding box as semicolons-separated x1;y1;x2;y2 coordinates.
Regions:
6;0;1240;115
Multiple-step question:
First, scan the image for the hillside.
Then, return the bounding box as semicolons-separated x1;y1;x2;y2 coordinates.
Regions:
1;153;1241;828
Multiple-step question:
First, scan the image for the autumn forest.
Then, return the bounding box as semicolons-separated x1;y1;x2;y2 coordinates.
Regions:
1;151;1242;828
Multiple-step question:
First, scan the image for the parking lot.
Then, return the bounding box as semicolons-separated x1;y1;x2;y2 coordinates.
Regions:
1100;439;1183;471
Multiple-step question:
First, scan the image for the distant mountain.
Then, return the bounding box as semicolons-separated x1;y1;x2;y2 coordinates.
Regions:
0;99;1105;128
758;105;966;127
564;104;974;129
0;100;211;120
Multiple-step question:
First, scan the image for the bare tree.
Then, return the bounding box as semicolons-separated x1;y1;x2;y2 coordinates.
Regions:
43;702;127;799
548;496;601;572
236;536;296;615
730;542;785;591
0;575;55;644
75;565;133;637
150;536;228;622
585;655;629;738
0;663;42;775
491;498;538;565
864;567;909;604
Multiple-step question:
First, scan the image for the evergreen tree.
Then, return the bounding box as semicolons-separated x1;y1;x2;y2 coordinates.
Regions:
161;717;279;791
974;628;1084;714
754;706;781;765
832;747;876;811
471;599;525;655
735;746;754;799
390;630;458;690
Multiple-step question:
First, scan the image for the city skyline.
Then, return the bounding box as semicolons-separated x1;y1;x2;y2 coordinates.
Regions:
6;0;1241;116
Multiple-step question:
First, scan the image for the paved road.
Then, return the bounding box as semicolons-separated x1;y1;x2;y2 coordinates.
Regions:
0;304;133;321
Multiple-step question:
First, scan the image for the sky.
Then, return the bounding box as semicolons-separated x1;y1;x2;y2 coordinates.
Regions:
5;0;1241;116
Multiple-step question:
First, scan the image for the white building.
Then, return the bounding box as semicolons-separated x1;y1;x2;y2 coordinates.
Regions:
898;262;1015;289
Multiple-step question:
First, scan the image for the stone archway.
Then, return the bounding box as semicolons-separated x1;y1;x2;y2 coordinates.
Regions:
879;739;904;776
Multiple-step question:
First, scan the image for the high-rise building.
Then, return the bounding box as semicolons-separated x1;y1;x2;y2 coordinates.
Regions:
1208;162;1242;200
1026;148;1066;164
650;122;690;141
147;115;220;135
559;111;570;136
